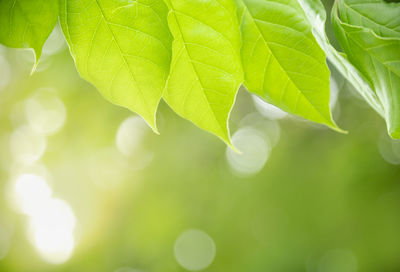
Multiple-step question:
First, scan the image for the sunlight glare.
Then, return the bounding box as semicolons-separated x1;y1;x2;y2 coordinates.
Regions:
29;198;76;264
14;173;52;215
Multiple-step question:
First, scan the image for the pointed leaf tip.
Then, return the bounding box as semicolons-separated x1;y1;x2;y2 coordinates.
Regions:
0;0;58;72
163;0;243;145
237;0;339;131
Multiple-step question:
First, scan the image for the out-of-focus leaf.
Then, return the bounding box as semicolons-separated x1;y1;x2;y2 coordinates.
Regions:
297;0;384;115
60;0;172;131
163;0;243;147
332;1;400;138
0;0;58;66
235;0;341;131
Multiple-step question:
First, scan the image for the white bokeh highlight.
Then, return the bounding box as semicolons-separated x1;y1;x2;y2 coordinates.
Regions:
226;127;270;176
174;229;216;271
239;112;281;147
115;116;154;170
9;125;47;165
25;88;66;135
116;116;150;157
252;96;288;120
13;173;52;216
11;172;76;264
29;198;76;264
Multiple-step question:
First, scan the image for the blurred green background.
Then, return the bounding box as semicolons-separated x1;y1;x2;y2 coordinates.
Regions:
1;2;400;271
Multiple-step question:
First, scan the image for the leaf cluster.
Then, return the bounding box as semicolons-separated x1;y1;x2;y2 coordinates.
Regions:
0;0;399;147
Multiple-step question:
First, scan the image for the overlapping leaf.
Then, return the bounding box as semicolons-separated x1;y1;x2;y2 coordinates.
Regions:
235;0;340;131
0;0;58;65
332;0;400;138
337;0;400;38
297;0;383;115
163;0;243;146
3;0;399;145
60;0;172;130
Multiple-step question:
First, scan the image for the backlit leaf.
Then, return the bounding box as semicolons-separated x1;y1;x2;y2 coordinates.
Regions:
332;1;400;138
297;0;384;115
163;0;243;146
236;0;341;131
60;0;172;130
0;0;58;66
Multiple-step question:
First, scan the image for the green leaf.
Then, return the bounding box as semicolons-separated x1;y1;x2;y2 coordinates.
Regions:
60;0;172;131
297;0;384;115
337;0;400;39
235;0;341;131
163;0;243;147
332;1;400;138
0;0;58;67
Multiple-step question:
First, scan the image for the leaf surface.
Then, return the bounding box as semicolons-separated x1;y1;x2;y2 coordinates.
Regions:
236;0;340;130
297;0;383;115
0;0;58;65
163;0;243;146
337;0;400;38
332;1;400;137
60;0;172;130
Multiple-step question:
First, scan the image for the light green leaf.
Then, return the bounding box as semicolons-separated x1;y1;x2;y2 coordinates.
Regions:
0;0;58;67
297;0;384;115
236;0;341;131
60;0;172;131
163;0;243;147
332;1;400;138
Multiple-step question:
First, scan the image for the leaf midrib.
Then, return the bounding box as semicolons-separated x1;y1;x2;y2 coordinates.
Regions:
166;2;235;136
239;0;331;122
93;0;153;118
